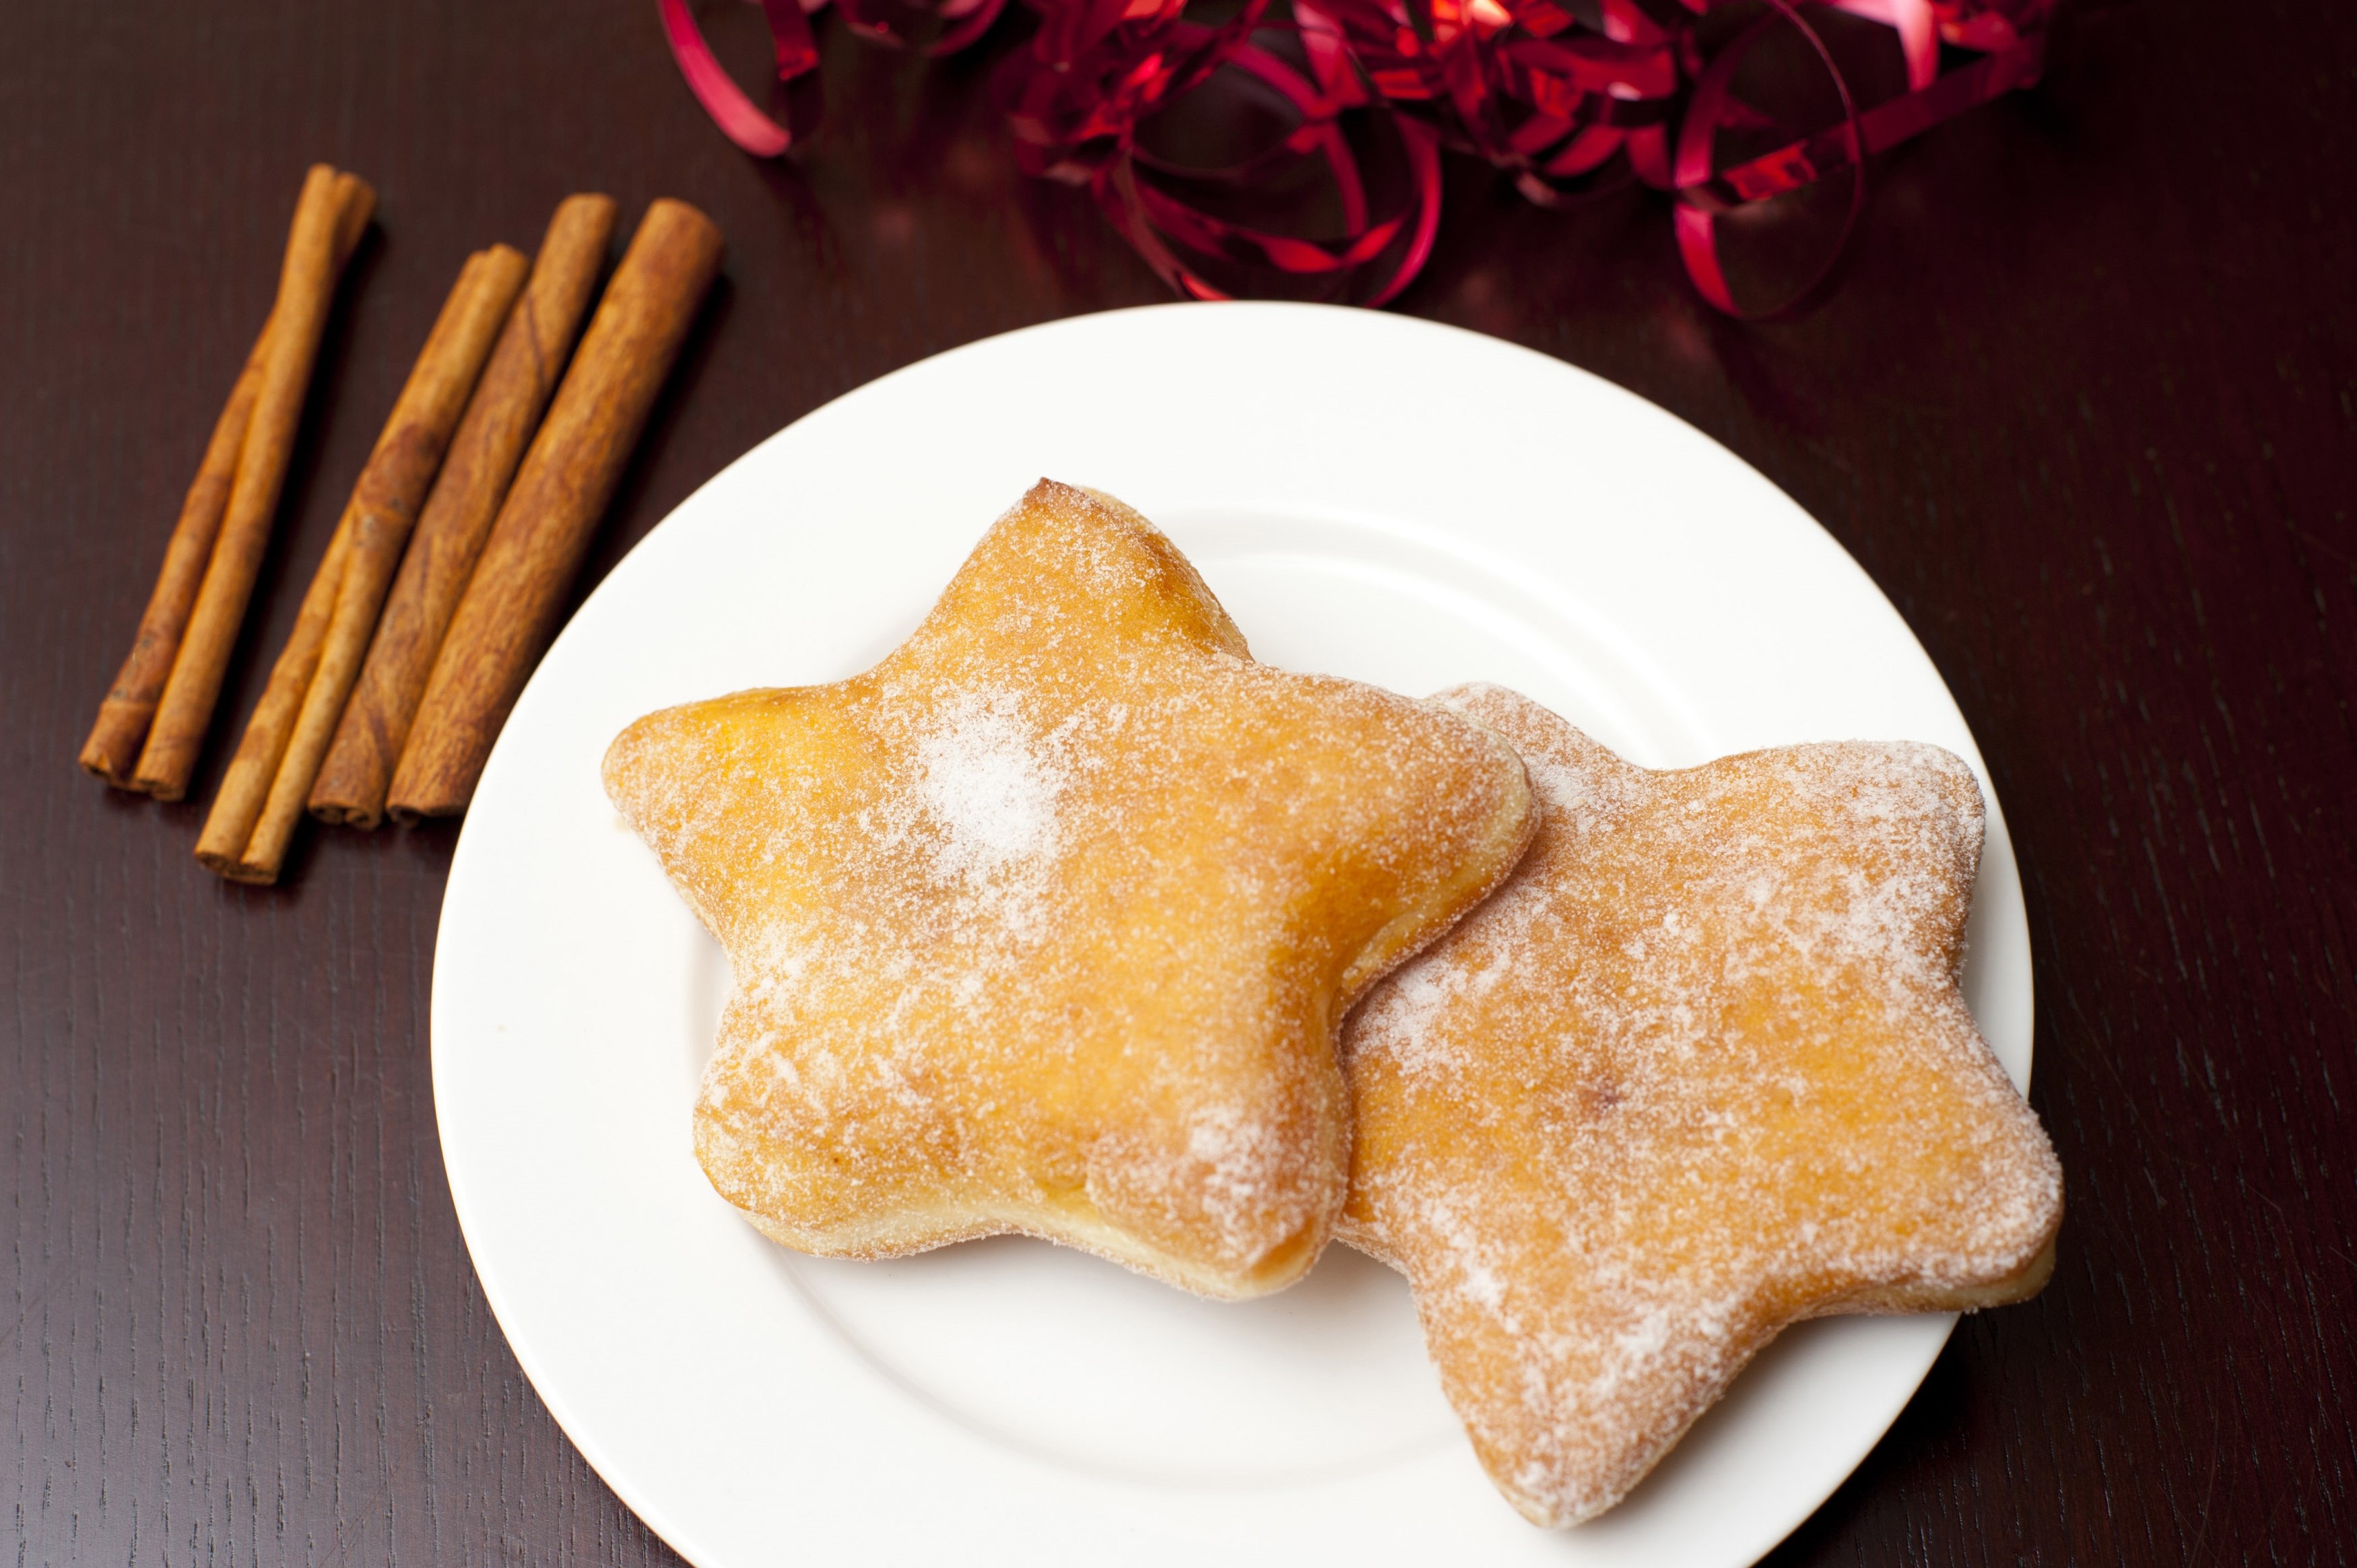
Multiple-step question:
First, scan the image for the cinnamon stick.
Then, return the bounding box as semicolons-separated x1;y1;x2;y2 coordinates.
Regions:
132;166;378;800
80;173;372;788
310;194;618;829
193;521;356;878
388;199;723;822
197;246;529;883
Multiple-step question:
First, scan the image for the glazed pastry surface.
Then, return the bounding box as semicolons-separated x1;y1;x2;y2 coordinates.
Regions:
1341;684;2063;1524
604;482;1535;1299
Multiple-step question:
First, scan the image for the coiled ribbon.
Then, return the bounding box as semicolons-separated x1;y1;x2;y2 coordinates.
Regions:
659;0;2052;314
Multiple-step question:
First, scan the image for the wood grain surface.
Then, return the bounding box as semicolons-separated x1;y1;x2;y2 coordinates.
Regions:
5;1;2351;1562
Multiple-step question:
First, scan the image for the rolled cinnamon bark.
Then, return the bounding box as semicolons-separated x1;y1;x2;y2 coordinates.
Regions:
194;520;355;877
81;172;372;788
388;199;723;822
197;246;529;883
310;194;618;829
132;166;378;800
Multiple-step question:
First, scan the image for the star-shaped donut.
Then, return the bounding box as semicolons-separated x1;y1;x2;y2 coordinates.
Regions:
604;482;1535;1299
1341;684;2062;1524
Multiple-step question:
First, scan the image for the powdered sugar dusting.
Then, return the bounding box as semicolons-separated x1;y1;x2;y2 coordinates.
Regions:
914;691;1066;879
1341;683;2063;1525
896;688;1072;943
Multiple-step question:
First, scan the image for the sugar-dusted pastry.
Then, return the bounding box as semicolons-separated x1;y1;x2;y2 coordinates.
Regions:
1341;684;2063;1526
604;482;1534;1300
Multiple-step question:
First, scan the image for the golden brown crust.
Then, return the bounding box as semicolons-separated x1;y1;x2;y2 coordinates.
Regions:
605;482;1535;1299
1341;684;2063;1524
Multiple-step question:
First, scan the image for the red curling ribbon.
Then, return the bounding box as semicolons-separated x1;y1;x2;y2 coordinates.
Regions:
1671;0;2049;316
1107;49;1443;304
1000;0;1266;185
657;0;2056;314
1294;0;1684;205
838;0;1013;54
1023;9;1443;304
657;0;822;157
1672;1;1866;318
1831;0;1939;90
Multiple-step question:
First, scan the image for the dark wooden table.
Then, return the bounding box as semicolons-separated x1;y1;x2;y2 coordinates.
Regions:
7;1;2351;1561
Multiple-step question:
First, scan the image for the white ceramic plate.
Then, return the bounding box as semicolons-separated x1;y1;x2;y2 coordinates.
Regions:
434;302;2032;1568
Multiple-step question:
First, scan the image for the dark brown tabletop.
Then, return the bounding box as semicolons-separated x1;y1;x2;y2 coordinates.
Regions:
6;1;2352;1562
